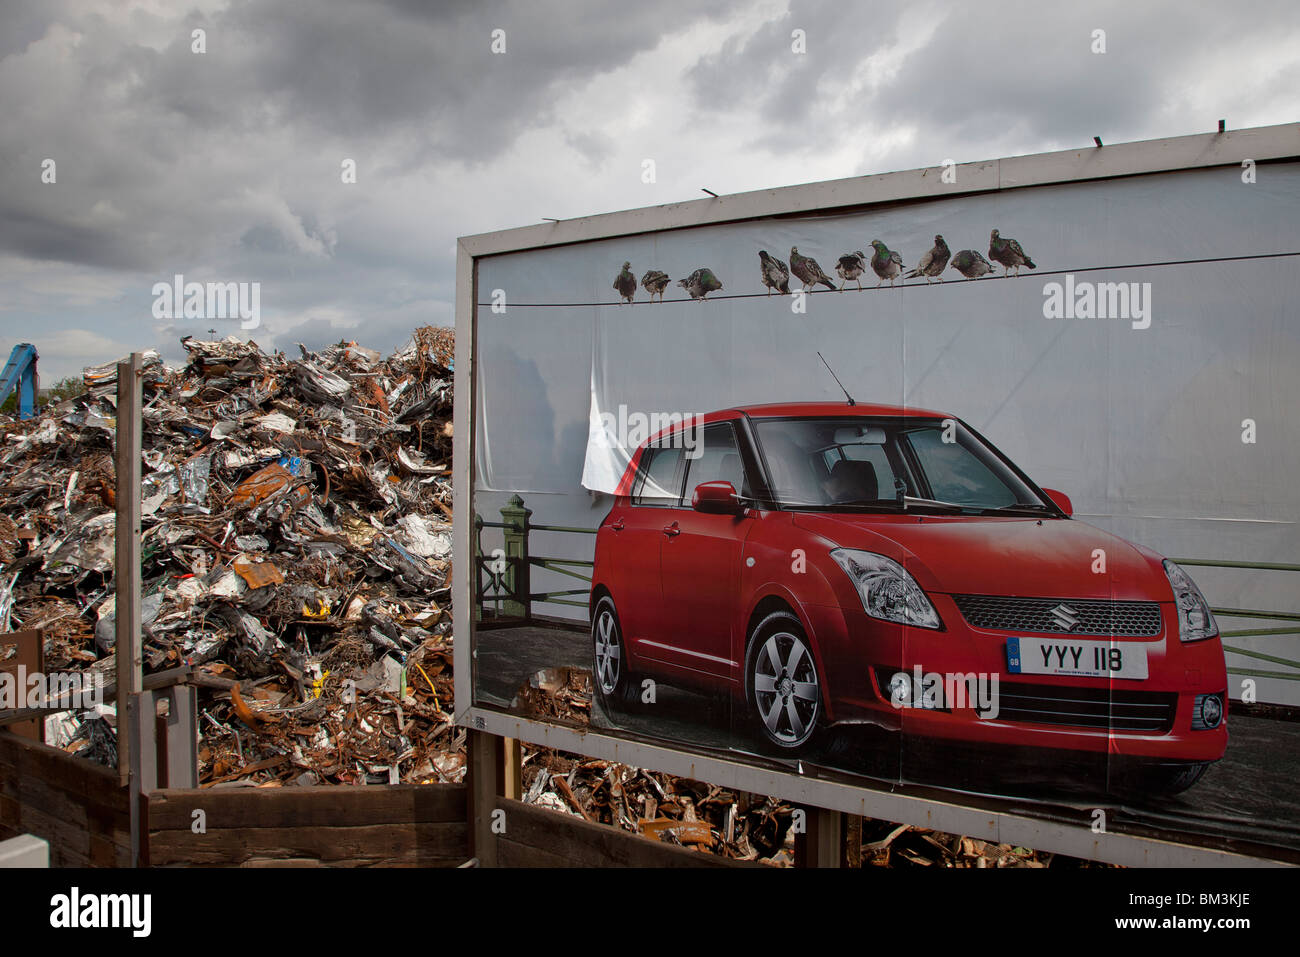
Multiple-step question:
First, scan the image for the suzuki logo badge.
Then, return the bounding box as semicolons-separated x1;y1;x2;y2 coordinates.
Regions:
1049;603;1080;631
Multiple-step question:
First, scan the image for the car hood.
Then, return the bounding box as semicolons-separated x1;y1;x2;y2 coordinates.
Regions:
791;512;1169;600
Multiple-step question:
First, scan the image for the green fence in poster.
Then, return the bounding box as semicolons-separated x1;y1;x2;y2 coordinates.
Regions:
474;495;594;621
1170;558;1300;684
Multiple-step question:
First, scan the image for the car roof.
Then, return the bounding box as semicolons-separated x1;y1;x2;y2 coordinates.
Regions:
640;401;952;447
718;401;951;419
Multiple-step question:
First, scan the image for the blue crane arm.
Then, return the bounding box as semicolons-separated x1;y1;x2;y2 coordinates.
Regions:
0;343;40;420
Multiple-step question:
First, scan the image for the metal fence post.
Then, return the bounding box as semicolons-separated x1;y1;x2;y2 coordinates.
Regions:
500;495;532;619
473;512;483;623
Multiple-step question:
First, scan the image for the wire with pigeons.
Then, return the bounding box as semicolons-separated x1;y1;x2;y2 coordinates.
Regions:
607;228;1038;305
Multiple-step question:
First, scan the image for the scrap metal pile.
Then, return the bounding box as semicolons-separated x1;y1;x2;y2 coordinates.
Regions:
518;747;797;863
513;745;1069;866
0;327;462;786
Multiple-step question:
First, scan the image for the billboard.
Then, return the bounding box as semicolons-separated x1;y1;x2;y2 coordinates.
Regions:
454;124;1300;864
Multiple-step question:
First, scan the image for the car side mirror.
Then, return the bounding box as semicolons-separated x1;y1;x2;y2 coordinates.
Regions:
692;481;743;515
1042;488;1073;517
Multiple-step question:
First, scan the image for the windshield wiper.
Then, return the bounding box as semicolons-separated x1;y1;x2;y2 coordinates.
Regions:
982;502;1055;515
902;496;969;513
783;499;903;511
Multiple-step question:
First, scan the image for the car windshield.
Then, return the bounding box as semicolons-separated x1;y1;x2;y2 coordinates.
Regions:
751;416;1049;513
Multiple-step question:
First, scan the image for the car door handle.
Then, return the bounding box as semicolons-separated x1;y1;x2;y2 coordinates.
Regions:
610;517;624;531
662;522;680;538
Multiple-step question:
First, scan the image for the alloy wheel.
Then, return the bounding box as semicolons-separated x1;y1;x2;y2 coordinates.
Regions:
594;603;622;695
751;628;820;747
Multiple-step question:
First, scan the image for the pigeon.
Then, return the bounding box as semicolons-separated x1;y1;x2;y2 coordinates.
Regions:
903;235;950;282
989;229;1036;277
869;240;904;286
677;267;723;301
641;269;670;303
613;262;637;304
758;251;791;295
948;249;995;279
835;251;868;291
789;247;837;291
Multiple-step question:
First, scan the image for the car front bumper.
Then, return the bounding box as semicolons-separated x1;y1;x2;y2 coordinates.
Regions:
803;594;1229;763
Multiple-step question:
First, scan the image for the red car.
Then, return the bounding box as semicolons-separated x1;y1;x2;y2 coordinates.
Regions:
590;401;1227;793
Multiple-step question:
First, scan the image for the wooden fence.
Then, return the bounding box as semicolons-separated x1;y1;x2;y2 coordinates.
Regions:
146;784;469;867
0;730;131;867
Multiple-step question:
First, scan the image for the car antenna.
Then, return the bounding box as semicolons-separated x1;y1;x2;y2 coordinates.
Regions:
817;352;856;406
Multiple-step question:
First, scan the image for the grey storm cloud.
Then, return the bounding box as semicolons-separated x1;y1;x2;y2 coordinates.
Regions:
689;0;1300;164
688;1;908;124
0;0;1297;382
0;0;744;272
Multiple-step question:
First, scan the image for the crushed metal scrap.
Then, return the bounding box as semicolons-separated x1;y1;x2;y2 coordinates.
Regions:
507;672;1076;866
514;744;1084;867
0;327;461;787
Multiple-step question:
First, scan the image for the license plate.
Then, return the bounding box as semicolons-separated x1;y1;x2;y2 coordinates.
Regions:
1006;636;1148;680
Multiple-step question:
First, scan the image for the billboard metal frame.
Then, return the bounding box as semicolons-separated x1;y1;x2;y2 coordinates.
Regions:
453;123;1300;867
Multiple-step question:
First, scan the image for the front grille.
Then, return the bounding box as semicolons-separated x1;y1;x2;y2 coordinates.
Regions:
953;595;1162;637
996;682;1177;734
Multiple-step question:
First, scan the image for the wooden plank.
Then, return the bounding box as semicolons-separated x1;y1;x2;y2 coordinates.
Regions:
502;737;522;801
467;730;502;866
146;784;466;830
845;814;863;868
0;730;131;868
0;771;128;837
497;837;577;868
0;630;44;741
0;730;122;795
2;802;93;866
147;822;468;867
495;799;749;868
0;778;129;863
0;793;22;830
89;830;131;868
795;805;843;868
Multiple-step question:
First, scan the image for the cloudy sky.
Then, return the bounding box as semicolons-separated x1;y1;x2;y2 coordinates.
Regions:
1;0;1297;383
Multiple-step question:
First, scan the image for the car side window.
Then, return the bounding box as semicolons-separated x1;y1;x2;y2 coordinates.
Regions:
682;422;750;497
632;445;686;506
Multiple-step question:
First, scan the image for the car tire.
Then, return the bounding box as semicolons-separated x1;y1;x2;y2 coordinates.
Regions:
745;610;824;753
592;595;638;711
1139;760;1212;795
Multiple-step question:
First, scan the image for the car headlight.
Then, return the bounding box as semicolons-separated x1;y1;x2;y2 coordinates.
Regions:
1163;559;1219;642
830;549;941;629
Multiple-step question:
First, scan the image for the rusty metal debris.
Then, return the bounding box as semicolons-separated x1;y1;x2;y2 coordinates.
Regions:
515;752;1096;867
511;667;592;726
517;747;796;864
0;327;461;786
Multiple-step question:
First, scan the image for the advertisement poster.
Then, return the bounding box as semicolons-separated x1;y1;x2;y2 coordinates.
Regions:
466;146;1300;859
